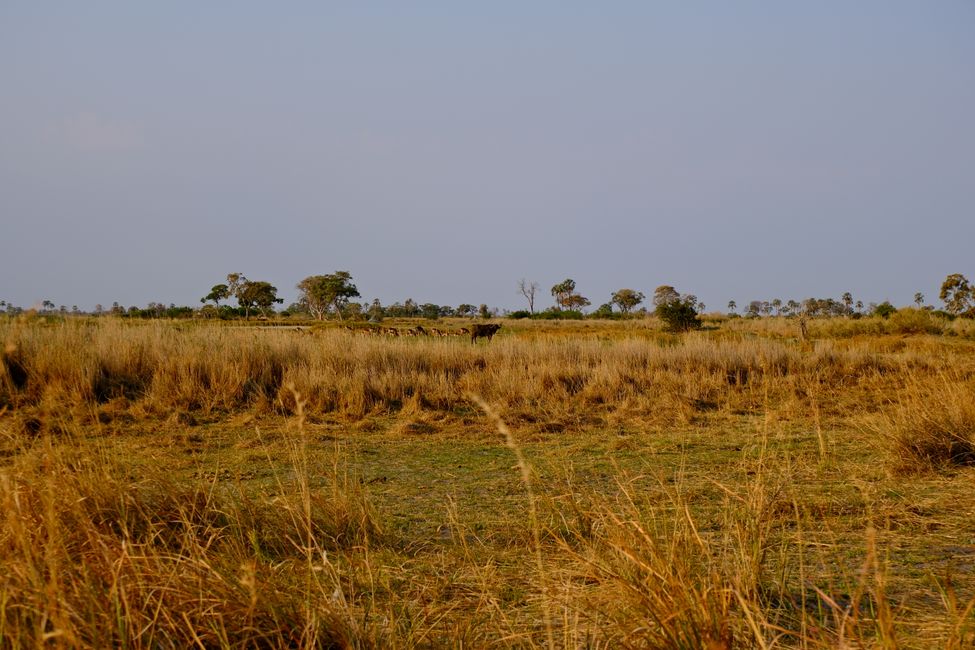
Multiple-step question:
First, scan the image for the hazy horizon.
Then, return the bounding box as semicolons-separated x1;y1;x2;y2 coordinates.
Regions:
2;3;973;312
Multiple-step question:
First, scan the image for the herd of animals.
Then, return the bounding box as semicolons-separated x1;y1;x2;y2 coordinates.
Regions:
340;322;503;342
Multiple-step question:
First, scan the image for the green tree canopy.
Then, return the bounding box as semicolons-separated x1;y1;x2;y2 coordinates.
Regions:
201;284;230;306
940;273;974;316
653;286;701;332
241;281;283;317
296;271;361;320
611;288;645;314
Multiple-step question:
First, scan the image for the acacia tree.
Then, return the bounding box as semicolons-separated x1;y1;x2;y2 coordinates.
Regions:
562;294;591;311
940;273;974;316
518;278;540;314
201;284;230;307
221;274;281;319
241;281;283;317
611;289;645;314
297;272;360;320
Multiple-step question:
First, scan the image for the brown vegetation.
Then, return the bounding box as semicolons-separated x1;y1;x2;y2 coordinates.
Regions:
1;316;974;646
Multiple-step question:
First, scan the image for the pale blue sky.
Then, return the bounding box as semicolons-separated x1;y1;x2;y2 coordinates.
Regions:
1;2;973;311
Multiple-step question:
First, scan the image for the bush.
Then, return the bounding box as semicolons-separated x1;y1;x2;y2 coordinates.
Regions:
508;310;532;320
656;300;702;333
589;303;617;319
889;308;943;335
872;301;897;319
536;309;584;320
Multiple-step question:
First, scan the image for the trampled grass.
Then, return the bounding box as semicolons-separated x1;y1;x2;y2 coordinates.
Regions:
1;316;974;647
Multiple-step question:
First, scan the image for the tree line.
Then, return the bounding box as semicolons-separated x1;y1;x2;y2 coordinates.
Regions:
3;272;973;328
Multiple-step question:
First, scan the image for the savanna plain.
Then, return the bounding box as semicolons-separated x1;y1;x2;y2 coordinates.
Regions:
1;314;974;649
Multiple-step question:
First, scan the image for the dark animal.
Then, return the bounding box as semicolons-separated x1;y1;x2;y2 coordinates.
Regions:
1;346;28;390
470;323;502;343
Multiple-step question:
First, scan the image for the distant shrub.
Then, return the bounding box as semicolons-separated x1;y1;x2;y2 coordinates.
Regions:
656;299;702;333
536;309;584;320
588;303;624;320
508;310;532;320
872;302;897;319
889;308;943;335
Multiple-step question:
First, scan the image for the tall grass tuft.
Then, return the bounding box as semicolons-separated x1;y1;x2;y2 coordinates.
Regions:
868;373;975;474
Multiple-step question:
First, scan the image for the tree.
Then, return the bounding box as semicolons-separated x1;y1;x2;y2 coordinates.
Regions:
296;272;361;320
562;294;591;311
420;303;441;320
551;279;577;310
842;292;854;314
226;273;247;300
654;288;702;332
940;274;974;316
518;279;540;314
202;284;230;306
727;300;737;314
241;281;283;317
456;304;476;317
872;301;897;319
224;273;252;317
611;289;645;314
551;278;590;312
914;292;925;307
652;285;680;308
368;299;384;322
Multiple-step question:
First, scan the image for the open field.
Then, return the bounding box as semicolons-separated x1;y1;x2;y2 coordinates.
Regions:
2;316;974;648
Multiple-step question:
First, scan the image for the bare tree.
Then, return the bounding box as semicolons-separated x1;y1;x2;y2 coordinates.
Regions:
518;278;539;314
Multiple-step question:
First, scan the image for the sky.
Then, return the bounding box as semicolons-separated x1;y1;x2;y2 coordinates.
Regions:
1;2;973;312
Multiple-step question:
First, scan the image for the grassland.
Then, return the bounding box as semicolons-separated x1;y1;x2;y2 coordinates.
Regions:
1;315;974;648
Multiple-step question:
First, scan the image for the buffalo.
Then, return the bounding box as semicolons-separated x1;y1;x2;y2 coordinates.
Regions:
470;323;502;343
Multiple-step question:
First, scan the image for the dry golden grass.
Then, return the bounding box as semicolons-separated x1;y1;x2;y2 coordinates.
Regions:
1;315;974;647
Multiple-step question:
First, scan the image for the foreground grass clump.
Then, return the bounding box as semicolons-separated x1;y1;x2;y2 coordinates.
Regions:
867;374;975;474
1;317;974;647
